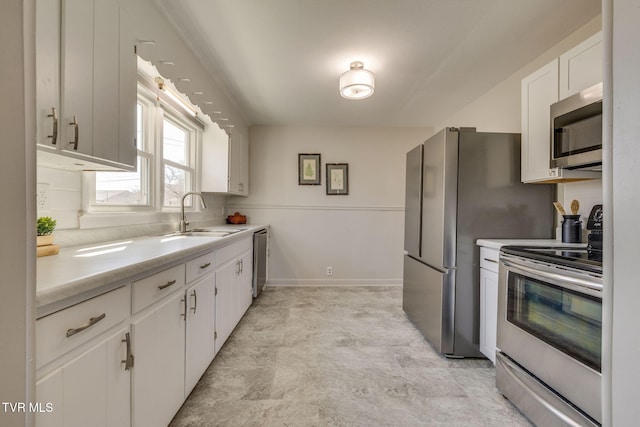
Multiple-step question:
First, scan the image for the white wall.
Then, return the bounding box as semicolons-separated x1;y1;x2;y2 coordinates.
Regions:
437;16;603;237
36;163;229;247
230;125;432;285
1;1;35;426
609;0;640;424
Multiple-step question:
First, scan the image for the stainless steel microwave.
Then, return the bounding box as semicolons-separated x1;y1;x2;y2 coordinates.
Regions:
550;82;602;170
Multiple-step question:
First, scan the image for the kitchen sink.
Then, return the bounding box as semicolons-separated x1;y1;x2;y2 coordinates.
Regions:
161;227;247;238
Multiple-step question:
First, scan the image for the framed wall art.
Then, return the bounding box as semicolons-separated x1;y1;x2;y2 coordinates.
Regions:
326;163;349;195
298;153;321;185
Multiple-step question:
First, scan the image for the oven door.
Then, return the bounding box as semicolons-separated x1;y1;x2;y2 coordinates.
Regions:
497;253;602;424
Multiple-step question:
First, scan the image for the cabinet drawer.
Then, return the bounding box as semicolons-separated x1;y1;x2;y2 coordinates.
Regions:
186;251;215;284
480;247;499;273
215;237;252;267
36;285;130;368
132;264;185;313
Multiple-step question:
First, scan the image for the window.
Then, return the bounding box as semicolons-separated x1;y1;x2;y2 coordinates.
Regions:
162;116;195;207
94;103;151;206
88;82;201;212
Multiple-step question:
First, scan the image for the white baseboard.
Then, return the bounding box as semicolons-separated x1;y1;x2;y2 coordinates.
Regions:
266;278;402;287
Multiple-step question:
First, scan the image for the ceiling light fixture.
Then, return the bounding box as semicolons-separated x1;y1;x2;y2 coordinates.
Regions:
339;61;375;100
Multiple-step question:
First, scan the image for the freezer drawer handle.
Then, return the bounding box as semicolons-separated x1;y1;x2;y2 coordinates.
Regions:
66;313;106;338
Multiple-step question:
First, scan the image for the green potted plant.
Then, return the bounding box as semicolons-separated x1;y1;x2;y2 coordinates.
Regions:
37;216;57;247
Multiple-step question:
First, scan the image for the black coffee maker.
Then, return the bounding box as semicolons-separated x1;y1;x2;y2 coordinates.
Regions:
587;204;603;254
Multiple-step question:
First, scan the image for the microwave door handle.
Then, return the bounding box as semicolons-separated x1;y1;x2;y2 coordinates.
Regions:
501;259;602;297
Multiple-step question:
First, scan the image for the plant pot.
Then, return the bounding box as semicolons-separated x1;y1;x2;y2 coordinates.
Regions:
37;234;55;247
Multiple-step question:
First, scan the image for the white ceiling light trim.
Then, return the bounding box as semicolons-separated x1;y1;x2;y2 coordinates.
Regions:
339;61;375;100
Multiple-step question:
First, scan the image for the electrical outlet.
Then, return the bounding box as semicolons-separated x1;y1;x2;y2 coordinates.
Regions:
37;183;50;211
326;266;333;276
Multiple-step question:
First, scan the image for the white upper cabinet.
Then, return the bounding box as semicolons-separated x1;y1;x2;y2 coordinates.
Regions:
201;125;249;196
229;133;250;195
35;0;61;152
521;58;560;183
36;0;136;171
520;32;602;184
559;32;603;99
61;0;94;161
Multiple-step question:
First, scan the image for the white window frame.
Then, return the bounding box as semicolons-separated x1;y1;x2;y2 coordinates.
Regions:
159;108;198;209
82;81;203;220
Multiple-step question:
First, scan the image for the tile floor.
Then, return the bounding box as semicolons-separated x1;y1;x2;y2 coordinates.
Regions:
170;286;532;426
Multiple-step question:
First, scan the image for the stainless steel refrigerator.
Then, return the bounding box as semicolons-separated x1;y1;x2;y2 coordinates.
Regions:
403;128;554;357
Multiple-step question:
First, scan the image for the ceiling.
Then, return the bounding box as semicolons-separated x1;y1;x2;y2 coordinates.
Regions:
155;0;600;127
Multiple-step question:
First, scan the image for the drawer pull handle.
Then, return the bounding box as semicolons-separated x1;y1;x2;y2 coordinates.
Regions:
483;258;498;264
158;279;177;290
121;332;134;371
200;262;211;269
190;290;197;314
66;313;106;338
69;116;79;150
47;107;58;145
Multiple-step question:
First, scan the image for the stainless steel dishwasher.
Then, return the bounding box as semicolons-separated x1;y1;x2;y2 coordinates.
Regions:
253;228;268;297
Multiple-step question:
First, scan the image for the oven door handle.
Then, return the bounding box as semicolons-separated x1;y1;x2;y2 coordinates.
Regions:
501;258;602;297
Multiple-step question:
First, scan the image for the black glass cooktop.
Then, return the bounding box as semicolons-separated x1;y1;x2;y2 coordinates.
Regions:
500;245;602;274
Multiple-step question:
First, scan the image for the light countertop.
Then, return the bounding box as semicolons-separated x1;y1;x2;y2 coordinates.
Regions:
476;238;587;250
37;224;267;317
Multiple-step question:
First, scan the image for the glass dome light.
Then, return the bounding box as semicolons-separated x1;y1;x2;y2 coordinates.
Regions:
339;61;375;100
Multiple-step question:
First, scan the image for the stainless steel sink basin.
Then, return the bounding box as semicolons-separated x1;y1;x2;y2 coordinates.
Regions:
161;227;247;238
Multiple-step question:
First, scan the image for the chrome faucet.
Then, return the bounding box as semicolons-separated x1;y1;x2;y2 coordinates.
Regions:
179;192;207;232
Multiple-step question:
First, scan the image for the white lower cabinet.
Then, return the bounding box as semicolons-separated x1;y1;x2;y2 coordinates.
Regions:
131;292;185;427
36;326;131;427
35;285;131;427
37;235;259;427
214;257;237;354
214;238;253;354
185;273;216;395
237;249;254;317
479;247;499;364
480;267;499;364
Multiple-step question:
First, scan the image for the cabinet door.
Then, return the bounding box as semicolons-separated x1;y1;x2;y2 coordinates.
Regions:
215;260;237;354
238;250;254;318
61;0;94;158
201;125;249;195
480;268;499;364
92;0;120;164
36;327;131;427
559;32;603;99
131;292;186;427
35;0;61;151
185;274;216;395
36;368;63;427
117;3;137;168
521;58;558;183
229;134;249;195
